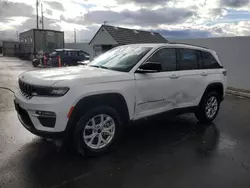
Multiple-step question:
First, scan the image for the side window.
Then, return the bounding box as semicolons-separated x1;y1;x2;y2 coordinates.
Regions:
178;49;199;70
68;51;72;56
202;51;221;69
78;51;88;57
72;51;77;56
148;48;177;71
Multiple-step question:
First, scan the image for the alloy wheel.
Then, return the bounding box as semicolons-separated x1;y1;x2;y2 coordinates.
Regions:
83;114;116;149
205;96;218;118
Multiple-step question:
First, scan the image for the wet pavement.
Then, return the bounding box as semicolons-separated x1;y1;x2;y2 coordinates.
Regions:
0;57;250;188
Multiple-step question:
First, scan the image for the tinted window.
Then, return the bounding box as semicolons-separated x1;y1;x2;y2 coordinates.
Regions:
72;51;77;56
148;48;176;71
64;51;72;57
178;49;199;70
202;51;221;69
49;51;58;57
78;51;89;57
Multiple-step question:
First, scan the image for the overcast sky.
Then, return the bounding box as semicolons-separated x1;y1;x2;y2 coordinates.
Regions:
1;0;250;42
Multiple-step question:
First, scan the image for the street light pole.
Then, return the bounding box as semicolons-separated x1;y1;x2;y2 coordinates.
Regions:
74;28;76;43
41;3;44;29
36;0;39;29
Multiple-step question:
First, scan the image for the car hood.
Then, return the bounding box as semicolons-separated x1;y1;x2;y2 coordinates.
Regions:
19;66;130;86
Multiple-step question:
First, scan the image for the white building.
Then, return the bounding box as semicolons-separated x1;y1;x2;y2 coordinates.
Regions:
88;25;167;60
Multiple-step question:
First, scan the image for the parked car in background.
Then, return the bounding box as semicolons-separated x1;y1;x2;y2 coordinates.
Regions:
47;49;90;67
32;49;89;68
14;43;227;156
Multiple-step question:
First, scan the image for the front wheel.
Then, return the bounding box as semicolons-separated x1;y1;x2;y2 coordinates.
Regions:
73;106;122;156
195;92;221;123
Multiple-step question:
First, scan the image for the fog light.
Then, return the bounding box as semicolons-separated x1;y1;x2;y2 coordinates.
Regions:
35;111;56;117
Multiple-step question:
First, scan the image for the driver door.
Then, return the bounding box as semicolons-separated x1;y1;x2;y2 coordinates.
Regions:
134;48;180;120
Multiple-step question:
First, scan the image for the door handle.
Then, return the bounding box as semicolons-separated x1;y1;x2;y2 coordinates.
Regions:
201;72;208;76
170;74;180;79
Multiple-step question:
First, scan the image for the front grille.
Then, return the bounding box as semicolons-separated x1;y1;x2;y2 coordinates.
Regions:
19;80;32;98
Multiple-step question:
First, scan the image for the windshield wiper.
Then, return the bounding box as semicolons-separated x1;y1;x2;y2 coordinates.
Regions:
89;65;100;68
89;65;109;69
99;65;109;69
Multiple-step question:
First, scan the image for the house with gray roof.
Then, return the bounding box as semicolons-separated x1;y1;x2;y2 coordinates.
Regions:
89;25;167;59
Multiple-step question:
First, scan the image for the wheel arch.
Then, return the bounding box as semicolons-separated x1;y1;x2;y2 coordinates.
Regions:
65;93;130;134
200;82;224;105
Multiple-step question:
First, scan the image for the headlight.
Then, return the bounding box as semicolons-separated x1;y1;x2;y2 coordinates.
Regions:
31;86;69;97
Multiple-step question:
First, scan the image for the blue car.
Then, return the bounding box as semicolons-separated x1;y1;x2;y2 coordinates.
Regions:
47;49;89;67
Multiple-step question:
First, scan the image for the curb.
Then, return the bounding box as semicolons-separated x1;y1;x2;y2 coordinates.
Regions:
226;89;250;98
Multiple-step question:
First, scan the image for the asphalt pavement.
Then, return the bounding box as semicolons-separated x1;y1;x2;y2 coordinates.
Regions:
0;57;250;188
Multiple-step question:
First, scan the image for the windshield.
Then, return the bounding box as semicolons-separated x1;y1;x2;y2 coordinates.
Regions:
88;45;152;72
49;51;58;57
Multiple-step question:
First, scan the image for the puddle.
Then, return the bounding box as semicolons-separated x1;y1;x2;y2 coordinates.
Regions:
218;134;237;150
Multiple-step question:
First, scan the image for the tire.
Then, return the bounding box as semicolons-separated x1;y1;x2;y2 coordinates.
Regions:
195;91;220;123
32;59;40;67
73;106;122;157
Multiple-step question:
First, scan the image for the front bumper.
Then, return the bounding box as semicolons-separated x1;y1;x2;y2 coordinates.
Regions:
16;104;65;138
14;90;72;138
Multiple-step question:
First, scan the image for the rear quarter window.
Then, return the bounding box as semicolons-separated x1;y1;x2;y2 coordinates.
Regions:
201;51;222;69
178;48;199;70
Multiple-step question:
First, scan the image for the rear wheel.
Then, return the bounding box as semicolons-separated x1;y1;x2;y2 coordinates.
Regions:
195;91;220;123
73;106;122;156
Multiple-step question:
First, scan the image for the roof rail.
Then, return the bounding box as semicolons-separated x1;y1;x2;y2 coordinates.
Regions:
168;41;209;49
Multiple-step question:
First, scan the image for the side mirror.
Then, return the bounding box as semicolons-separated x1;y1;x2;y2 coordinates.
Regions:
136;61;161;73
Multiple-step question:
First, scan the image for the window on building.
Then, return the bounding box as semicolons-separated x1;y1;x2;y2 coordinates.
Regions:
202;51;221;69
148;48;177;71
178;49;199;70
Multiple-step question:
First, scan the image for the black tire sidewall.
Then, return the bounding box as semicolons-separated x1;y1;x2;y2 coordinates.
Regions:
197;92;220;123
73;106;122;156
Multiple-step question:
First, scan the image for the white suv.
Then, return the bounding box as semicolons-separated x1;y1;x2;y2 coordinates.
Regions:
14;43;227;156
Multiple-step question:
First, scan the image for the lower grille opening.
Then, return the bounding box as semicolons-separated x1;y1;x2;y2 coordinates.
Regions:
19;106;34;128
38;117;56;128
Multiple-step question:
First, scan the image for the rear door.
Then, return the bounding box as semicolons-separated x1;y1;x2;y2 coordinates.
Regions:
200;51;226;95
174;48;207;108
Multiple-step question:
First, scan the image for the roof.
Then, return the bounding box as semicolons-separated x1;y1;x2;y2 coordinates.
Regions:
120;43;214;52
89;25;168;45
54;48;84;51
20;29;64;35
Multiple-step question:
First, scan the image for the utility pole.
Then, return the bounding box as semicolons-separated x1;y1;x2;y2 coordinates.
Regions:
16;31;19;41
41;3;44;29
74;28;76;43
36;0;39;29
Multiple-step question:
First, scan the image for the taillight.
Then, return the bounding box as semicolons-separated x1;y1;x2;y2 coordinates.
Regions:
222;70;227;76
